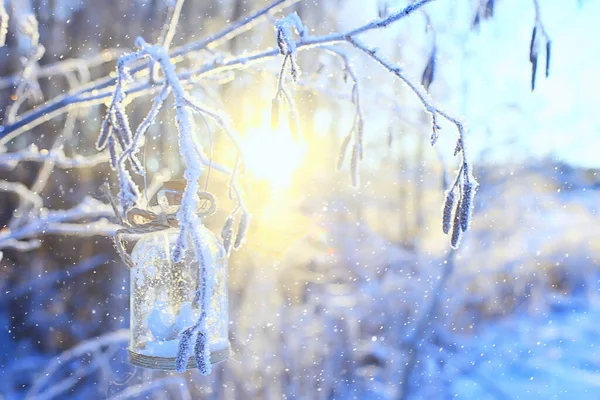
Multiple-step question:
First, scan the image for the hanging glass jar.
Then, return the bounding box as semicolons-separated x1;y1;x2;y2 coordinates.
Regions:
127;187;229;371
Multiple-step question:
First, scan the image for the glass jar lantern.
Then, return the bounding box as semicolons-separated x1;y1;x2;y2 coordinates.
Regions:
128;224;229;370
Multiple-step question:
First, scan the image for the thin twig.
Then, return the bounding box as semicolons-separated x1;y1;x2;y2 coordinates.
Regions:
161;0;186;52
26;330;129;400
0;0;431;144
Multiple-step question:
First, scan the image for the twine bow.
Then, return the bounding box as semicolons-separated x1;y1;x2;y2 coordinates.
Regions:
102;183;216;269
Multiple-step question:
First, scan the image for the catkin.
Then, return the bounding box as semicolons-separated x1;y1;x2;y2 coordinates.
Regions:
107;136;118;168
442;189;456;234
337;133;351;171
356;121;364;160
172;228;188;263
113;105;133;148
453;139;462;156
545;40;551;78
234;212;249;250
221;215;234;253
175;326;195;372
96;118;112;151
459;179;474;232
450;204;462;249
194;330;211;375
430;128;439;146
351;146;359;188
0;4;8;47
290;57;299;82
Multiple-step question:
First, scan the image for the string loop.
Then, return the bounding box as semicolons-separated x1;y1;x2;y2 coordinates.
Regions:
102;183;216;269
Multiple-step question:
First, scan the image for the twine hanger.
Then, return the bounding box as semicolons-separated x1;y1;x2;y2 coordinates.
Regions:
102;180;216;269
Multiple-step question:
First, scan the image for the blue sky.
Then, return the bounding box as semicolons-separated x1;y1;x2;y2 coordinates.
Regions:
452;0;599;168
326;0;599;169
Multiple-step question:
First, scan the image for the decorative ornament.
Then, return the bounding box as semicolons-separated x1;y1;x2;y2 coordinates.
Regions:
104;180;229;373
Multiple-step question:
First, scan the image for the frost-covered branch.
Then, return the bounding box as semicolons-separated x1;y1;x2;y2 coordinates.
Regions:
107;376;191;400
346;37;477;247
0;0;426;143
0;49;123;91
5;15;45;123
106;33;246;374
26;330;129;400
400;250;455;399
529;0;551;91
0;180;43;211
0;196;119;251
0;146;109;170
324;46;364;186
0;0;298;143
160;0;185;51
3;253;109;300
1;0;474;252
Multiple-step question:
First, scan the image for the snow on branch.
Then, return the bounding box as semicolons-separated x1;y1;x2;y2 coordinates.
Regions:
324;46;364;187
0;0;475;252
26;330;129;400
100;32;249;374
346;37;477;246
0;49;123;91
106;376;191;400
0;144;109;169
0;196;118;251
0;0;297;143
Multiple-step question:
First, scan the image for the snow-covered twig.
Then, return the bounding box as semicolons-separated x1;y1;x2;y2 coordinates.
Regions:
0;49;123;91
0;0;426;143
5;44;45;123
0;180;43;211
7;114;78;230
0;238;41;251
160;0;186;52
3;254;109;300
346;37;477;246
106;376;191;400
400;250;455;399
324;46;363;185
0;145;109;170
128;36;225;374
26;330;129;400
0;197;118;251
0;0;298;143
529;0;551;91
0;0;471;253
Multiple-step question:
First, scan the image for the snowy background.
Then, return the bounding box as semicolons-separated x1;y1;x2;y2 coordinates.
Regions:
1;0;599;399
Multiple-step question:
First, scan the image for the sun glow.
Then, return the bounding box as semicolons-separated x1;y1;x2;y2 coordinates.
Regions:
243;122;306;189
